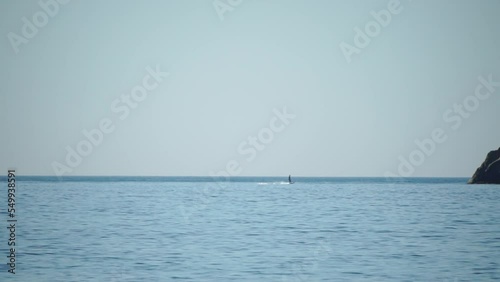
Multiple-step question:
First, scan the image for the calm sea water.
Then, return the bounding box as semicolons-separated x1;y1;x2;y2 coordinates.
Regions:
1;177;499;281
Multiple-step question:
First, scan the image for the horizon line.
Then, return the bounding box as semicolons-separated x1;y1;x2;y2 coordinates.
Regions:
2;174;471;179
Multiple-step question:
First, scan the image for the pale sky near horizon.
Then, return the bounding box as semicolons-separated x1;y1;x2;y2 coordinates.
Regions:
1;0;499;177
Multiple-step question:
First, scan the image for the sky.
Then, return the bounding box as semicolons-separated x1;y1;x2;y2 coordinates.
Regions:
1;0;499;177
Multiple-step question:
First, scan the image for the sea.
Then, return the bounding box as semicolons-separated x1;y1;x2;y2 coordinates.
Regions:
0;176;499;281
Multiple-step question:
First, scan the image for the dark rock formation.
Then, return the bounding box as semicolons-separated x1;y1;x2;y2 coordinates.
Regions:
468;147;500;184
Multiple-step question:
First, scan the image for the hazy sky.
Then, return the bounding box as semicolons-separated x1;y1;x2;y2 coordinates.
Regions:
1;0;499;177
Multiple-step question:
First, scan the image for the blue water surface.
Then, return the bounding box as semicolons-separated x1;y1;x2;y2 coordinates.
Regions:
0;177;499;281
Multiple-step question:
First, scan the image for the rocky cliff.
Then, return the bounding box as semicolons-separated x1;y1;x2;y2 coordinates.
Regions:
468;147;500;184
